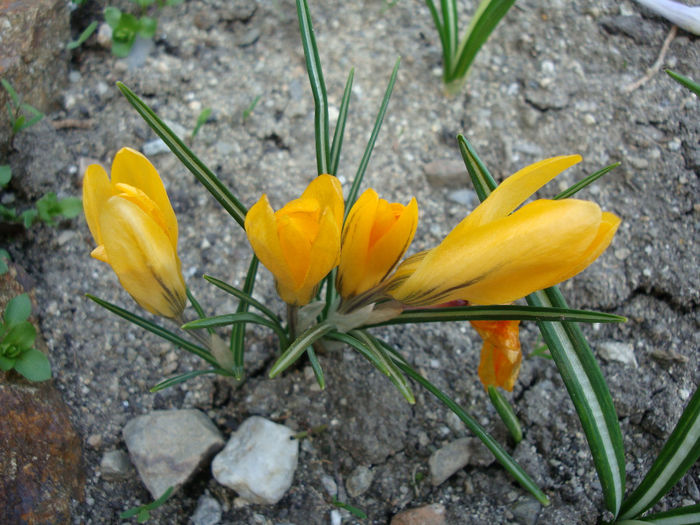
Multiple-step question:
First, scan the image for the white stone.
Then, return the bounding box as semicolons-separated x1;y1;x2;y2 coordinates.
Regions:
598;341;638;367
212;416;298;504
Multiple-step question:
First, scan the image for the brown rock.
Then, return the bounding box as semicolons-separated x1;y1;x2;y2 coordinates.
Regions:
0;0;70;150
391;503;447;525
0;267;84;524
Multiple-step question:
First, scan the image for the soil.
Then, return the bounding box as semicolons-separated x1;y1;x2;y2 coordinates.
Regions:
3;0;699;523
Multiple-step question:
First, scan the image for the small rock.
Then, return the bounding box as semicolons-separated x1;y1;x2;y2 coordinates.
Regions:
510;498;541;525
191;493;222;525
391;503;446;525
423;160;468;188
100;450;131;481
320;474;337;497
212;416;298;504
96;23;112;48
429;438;471;485
86;433;102;448
346;465;374;497
123;409;224;499
598;341;638;367
447;189;478;208
142;139;172;157
236;28;260;47
330;509;342;525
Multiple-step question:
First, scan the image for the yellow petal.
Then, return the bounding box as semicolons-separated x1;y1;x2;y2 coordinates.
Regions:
390;198;604;306
277;205;315;287
110;147;178;246
458;155;581;232
472;320;522;391
245;194;297;299
99;197;186;318
300;206;341;304
83;163;114;246
302;174;344;232
90;245;108;263
114;182;176;249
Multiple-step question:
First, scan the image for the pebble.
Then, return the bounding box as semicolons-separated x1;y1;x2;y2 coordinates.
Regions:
99;450;131;481
447;189;478;208
668;137;681;151
598;341;638;367
321;474;337;497
510;498;541;525
123;409;225;498
68;70;81;83
96;23;112;48
212;416;298;504
86;433;102;448
330;509;342;525
191;493;222;525
429;438;471;485
142;139;172;157
423;160;468;188
390;503;446;525
345;465;374;497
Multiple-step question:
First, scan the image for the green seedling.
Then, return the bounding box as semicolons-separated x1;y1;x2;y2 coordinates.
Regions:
67;20;99;50
0;294;51;382
331;497;367;519
2;79;44;141
120;486;174;523
190;107;212;140
242;95;262;121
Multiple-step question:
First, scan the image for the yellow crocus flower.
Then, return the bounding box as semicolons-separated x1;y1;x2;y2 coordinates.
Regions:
471;320;522;391
337;189;418;299
83;147;187;318
386;155;621;306
245;174;344;306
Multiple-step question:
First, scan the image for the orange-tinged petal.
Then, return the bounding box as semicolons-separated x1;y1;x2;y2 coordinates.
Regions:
83;163;114;246
472;320;522;391
458;155;581;231
245;194;297;296
301;174;344;232
389;198;604;306
110;147;178;246
297;206;341;304
277;207;315;287
99;197;186;318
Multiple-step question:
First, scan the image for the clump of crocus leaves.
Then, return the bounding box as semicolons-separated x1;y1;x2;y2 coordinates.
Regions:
83;1;700;522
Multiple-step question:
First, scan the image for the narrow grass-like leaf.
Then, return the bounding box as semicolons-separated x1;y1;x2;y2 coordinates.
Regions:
488;386;522;443
269;322;333;378
228;256;260;378
183;312;288;350
382;343;550;505
297;0;330;174
450;0;517;82
353;331;415;403
306;345;325;389
331;497;367;519
117;82;247;227
618;386;700;520
150;368;226;392
631;504;700;525
326;331;392;375
345;58;401;216
666;69;700;96
329;68;354;176
462;137;625;515
366;304;626;327
554;163;620;200
86;294;218;367
203;273;278;323
186;286;212;335
528;287;626;516
440;0;459;78
425;0;451;77
67;20;99;50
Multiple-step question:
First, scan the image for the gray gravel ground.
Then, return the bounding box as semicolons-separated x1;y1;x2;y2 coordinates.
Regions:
4;0;699;523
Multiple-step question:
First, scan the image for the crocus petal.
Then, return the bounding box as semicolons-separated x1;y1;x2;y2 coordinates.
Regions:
299;207;341;304
301;174;344;233
110;147;178;246
389;198;611;306
245;194;297;295
458;155;581;231
471;320;522;391
99;197;186;318
114;182;176;249
83;163;114;246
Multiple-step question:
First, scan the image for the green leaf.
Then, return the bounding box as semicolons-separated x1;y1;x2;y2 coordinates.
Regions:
67;20;99;50
13;348;51;382
20;209;38;228
0;204;17;221
329;68;354;176
229;256;260;379
632;504;700;525
488;386;522;443
117;82;248;228
449;0;517;83
4;293;31;327
666;69;700;96
138;16;158;38
4;321;37;349
331;497;367;519
345;58;401;216
528;288;626;516
150;368;225;392
104;7;122;29
554;163;620;200
242;96;260;122
183;312;288;350
296;0;330;174
425;0;451;81
0;249;9;275
366;304;626;327
86;294;219;367
305;345;325;389
191;107;212;139
618;386;700;520
382;342;550;505
1;78;21;106
0;165;11;187
458;134;497;198
56;197;83;219
0;354;16;371
203;273;279;323
268;322;333;378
